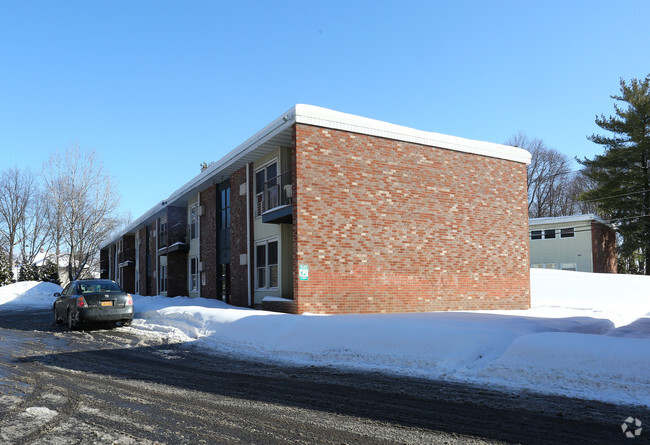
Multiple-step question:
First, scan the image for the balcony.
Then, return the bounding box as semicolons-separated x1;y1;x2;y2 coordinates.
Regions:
157;224;189;254
258;170;293;224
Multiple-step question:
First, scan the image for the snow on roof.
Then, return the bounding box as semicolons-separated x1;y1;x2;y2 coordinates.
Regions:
528;214;609;227
102;105;531;248
295;105;531;165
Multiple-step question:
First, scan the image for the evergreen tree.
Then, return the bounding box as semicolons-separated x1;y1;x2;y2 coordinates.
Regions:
18;262;39;281
0;251;12;286
579;75;650;274
40;259;61;285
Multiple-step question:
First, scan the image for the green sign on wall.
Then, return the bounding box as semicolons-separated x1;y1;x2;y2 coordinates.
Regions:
299;264;309;281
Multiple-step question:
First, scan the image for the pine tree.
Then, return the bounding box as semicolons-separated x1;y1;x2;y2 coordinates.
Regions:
18;262;39;281
0;252;12;286
579;75;650;274
40;259;61;285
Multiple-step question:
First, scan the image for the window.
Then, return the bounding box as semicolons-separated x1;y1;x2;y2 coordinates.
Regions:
544;229;556;239
561;262;577;271
560;227;575;238
158;219;168;247
189;205;198;240
219;188;230;231
255;239;279;289
255;161;278;216
530;230;542;240
189;257;199;292
159;263;167;293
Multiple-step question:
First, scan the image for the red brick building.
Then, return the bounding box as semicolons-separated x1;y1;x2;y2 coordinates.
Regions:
101;105;532;314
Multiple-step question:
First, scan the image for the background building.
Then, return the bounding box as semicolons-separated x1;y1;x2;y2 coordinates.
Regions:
529;214;617;273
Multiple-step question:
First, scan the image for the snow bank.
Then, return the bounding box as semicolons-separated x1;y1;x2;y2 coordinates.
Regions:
480;332;650;404
0;281;62;309
1;270;649;406
530;268;650;327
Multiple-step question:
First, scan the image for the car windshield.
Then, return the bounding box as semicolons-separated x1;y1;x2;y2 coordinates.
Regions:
78;282;122;294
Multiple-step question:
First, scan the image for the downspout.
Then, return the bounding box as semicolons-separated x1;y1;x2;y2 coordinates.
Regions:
246;162;252;307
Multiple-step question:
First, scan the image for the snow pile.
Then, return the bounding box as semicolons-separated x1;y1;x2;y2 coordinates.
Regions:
129;269;649;406
1;270;649;406
0;281;62;309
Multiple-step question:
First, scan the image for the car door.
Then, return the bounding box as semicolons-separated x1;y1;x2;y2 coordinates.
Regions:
55;283;73;319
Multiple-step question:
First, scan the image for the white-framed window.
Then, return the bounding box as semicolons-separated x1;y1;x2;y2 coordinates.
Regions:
189;204;198;240
561;262;577;271
560;227;575;238
255;160;278;217
159;263;167;293
531;229;557;240
189;256;199;292
255;239;278;289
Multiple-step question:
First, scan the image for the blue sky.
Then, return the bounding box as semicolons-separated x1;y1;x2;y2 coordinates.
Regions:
2;1;649;220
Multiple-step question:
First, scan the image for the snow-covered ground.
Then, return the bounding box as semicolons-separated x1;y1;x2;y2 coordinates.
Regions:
2;269;649;407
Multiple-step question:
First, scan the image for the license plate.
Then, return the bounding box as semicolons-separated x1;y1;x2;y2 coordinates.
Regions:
100;301;114;307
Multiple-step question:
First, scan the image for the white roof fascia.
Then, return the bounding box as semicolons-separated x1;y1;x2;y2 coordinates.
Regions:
529;214;609;227
294;104;531;165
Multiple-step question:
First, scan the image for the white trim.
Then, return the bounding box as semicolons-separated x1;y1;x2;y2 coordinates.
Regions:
294;104;531;165
254;237;279;291
529;214;608;227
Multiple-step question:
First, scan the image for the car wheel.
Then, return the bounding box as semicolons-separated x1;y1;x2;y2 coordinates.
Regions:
53;308;62;325
67;310;76;330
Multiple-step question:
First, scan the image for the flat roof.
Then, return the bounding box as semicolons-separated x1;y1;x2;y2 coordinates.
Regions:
529;214;609;227
102;105;531;248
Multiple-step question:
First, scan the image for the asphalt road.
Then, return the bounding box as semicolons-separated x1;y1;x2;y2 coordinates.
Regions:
0;308;647;444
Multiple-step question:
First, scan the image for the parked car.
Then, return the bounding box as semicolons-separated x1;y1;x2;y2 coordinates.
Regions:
53;279;134;329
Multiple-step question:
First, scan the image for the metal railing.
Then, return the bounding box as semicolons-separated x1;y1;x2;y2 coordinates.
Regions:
257;169;293;216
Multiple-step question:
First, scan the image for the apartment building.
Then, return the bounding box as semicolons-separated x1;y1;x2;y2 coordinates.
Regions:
101;105;532;314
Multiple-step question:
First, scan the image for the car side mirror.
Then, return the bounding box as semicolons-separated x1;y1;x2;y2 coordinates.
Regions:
53;292;61;297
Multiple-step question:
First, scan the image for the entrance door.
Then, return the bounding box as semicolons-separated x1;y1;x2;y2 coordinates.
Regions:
216;182;231;302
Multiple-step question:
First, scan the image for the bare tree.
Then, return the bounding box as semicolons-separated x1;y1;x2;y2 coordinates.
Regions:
43;144;122;282
506;133;583;218
18;190;53;265
0;168;36;269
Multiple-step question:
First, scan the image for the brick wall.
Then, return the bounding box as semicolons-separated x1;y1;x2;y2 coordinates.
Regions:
100;249;109;279
108;245;115;281
148;221;157;295
137;227;148;295
591;221;617;273
293;123;530;314
121;235;136;293
230;166;250;307
200;185;217;298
